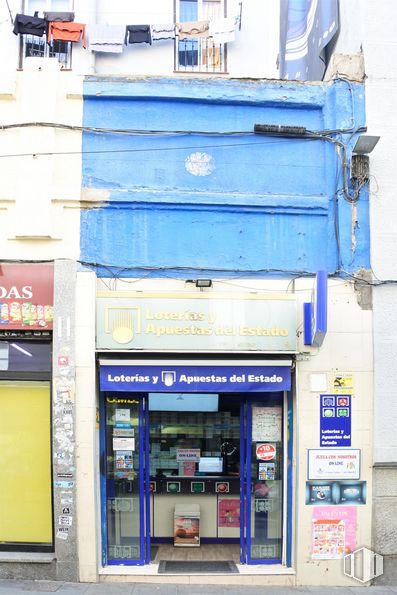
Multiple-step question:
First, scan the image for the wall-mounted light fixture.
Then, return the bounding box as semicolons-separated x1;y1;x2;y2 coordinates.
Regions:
195;279;212;288
352;135;380;155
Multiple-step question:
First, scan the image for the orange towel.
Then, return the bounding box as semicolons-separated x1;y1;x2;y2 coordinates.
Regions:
48;22;86;48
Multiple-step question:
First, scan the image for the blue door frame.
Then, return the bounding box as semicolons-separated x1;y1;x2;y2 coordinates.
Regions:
100;391;293;567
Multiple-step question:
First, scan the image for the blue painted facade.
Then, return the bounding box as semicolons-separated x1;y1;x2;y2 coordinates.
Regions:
81;76;369;278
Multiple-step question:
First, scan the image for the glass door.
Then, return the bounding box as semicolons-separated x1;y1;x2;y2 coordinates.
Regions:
100;394;146;565
244;397;284;564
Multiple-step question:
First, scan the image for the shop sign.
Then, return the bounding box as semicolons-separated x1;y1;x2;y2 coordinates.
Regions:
320;394;351;447
96;290;297;353
308;449;360;480
176;448;201;462
100;364;291;392
256;443;276;461
0;263;53;330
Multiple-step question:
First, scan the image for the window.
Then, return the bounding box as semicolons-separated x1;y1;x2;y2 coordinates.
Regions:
176;0;227;73
18;0;73;69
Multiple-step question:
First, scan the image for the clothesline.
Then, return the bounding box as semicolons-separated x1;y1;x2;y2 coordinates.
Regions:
12;10;242;54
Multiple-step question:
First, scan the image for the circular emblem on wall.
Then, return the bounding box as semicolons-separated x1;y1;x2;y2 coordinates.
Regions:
185;152;215;176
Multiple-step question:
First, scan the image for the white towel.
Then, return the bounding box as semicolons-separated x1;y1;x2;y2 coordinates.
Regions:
209;17;236;44
150;23;175;41
87;24;126;52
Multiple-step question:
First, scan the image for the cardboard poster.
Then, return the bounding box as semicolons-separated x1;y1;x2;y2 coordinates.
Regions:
252;406;282;442
312;506;356;559
174;516;200;546
218;498;240;528
112;437;135;451
176;448;201;462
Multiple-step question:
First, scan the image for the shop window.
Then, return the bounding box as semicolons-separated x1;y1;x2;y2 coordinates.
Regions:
0;342;51;373
0;382;52;550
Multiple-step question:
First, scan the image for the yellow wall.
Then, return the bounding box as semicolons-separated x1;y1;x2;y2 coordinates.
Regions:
0;382;52;544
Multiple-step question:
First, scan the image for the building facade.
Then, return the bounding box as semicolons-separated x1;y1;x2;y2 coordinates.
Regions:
0;0;392;587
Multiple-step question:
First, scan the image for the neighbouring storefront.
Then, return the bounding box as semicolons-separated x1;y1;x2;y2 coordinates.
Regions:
96;287;297;568
0;263;53;552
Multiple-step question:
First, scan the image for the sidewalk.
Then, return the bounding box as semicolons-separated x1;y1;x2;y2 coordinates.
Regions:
0;580;397;595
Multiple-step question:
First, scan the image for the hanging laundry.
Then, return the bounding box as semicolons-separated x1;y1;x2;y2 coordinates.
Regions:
43;12;75;22
48;22;86;48
209;17;236;44
13;14;46;37
150;24;176;41
87;24;126;53
125;25;151;45
176;21;209;39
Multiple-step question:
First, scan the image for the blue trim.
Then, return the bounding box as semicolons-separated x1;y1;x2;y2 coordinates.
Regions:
246;402;252;563
239;400;245;564
138;398;145;565
286;389;293;567
314;270;327;346
99;395;107;567
107;559;144;566
144;399;151;563
303;302;313;345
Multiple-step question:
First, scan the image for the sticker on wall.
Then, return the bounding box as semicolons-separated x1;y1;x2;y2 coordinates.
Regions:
115;451;133;470
332;372;354;394
255;498;274;513
56;528;69;540
167;481;181;494
312;506;357;559
185;152;215;176
258;462;275;480
191;481;205;494
54;480;75;489
256;443;276;461
306;481;366;505
215;482;229;494
320;394;351;447
115;408;130;422
58;515;73;526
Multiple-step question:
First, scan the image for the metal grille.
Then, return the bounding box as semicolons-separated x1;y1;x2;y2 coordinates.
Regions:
176;38;226;73
24;36;72;69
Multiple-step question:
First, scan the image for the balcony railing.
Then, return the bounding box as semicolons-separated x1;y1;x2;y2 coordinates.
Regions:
176;37;226;73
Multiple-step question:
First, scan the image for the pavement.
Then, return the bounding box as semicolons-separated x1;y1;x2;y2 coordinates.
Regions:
0;581;397;595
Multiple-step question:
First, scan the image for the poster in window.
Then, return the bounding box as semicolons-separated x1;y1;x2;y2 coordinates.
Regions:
218;498;240;528
252;406;282;442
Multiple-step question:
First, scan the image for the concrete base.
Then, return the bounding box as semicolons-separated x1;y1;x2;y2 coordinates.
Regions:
0;560;56;581
372;466;397;585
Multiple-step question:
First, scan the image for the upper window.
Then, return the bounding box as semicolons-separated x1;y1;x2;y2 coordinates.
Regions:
18;0;73;69
175;0;227;73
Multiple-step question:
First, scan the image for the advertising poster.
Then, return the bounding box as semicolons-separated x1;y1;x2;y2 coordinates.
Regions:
320;394;351;447
306;481;366;505
218;498;240;528
312;506;356;559
112;437;135;451
174;516;200;546
308;449;360;480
